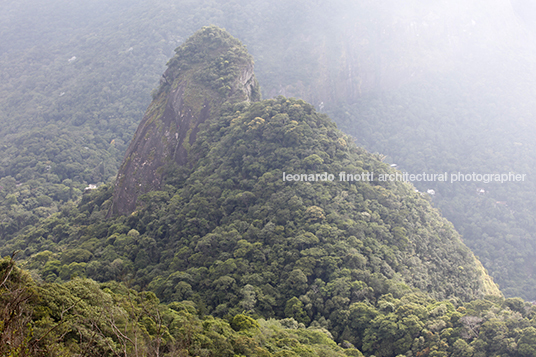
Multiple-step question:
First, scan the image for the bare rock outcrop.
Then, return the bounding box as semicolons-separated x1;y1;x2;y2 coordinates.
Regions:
109;26;260;216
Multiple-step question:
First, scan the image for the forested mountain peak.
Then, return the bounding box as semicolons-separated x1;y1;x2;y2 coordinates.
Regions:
1;0;533;299
2;24;500;313
3;2;536;354
95;26;500;313
109;26;260;216
1;21;521;356
8;89;501;332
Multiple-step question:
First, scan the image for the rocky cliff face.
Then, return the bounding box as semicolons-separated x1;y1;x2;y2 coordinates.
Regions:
109;26;260;216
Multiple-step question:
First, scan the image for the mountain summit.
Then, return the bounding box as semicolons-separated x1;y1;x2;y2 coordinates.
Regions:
109;26;260;216
103;27;499;311
1;25;506;355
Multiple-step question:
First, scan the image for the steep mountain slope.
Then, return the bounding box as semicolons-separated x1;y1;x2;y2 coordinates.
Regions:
110;26;260;216
129;94;499;302
5;27;499;317
329;76;536;299
1;0;534;299
311;2;536;298
9;23;536;356
256;0;536;299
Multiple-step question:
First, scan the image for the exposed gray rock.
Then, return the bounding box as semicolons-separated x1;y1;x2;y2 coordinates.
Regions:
109;26;260;216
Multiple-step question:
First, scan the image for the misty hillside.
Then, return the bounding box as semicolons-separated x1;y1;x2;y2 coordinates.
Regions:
2;24;500;315
2;0;536;354
3;0;535;299
4;26;536;357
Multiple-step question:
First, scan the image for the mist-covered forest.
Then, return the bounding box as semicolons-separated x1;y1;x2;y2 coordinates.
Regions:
3;0;536;356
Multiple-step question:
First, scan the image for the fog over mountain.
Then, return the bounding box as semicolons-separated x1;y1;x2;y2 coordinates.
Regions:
5;1;536;355
2;0;536;303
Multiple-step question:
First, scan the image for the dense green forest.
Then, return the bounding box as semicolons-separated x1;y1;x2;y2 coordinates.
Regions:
0;80;535;357
6;25;532;356
329;71;536;299
3;0;536;355
1;92;497;301
5;255;536;357
1;256;365;356
2;0;536;299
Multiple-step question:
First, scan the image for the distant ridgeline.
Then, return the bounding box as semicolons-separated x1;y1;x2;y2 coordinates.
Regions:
3;26;518;356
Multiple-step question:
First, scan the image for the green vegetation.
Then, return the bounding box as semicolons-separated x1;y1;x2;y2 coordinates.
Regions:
162;25;260;101
3;0;535;299
3;251;536;356
3;0;536;354
5;97;497;300
1;256;360;356
329;74;536;299
1;95;509;356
